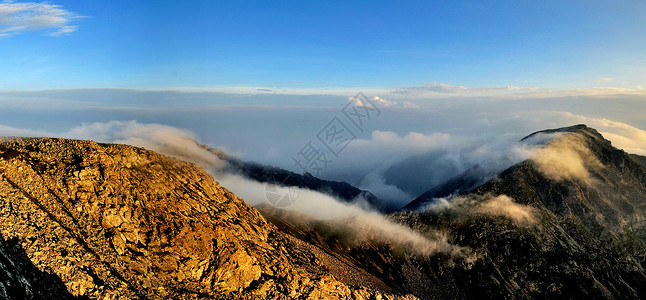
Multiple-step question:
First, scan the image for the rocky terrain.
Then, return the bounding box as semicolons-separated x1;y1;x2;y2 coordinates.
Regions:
1;124;645;299
0;138;412;299
262;125;646;299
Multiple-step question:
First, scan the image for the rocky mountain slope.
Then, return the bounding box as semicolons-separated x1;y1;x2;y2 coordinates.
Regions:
263;125;646;299
2;124;645;299
394;125;646;298
0;138;411;299
629;153;646;169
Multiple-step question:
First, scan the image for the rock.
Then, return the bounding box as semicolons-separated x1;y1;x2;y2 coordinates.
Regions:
0;137;409;299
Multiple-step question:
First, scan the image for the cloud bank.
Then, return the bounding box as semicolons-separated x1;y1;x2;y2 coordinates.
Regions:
531;133;601;183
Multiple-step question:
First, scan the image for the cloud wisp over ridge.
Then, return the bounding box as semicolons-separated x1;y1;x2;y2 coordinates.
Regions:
0;0;83;37
57;120;467;256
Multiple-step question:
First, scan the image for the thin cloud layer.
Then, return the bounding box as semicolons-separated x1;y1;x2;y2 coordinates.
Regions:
531;132;603;183
65;120;228;171
350;95;420;109
593;119;646;156
546;113;646;155
477;195;536;224
0;1;82;37
421;194;537;225
391;82;539;98
0;124;46;137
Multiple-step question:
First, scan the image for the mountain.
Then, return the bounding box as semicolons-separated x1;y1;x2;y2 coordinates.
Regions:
404;124;635;211
0;138;411;299
402;165;491;211
390;125;646;298
206;146;390;212
261;124;646;299
2;124;645;299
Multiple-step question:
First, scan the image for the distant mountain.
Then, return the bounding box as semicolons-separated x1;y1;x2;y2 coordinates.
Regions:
404;124;626;211
519;123;591;141
205;146;390;212
470;124;646;225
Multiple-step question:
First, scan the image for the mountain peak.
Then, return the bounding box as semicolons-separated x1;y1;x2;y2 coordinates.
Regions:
520;124;605;143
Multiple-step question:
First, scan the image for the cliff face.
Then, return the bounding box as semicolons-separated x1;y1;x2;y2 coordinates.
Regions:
0;138;410;299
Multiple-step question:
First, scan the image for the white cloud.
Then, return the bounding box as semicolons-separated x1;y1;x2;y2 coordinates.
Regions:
65;120;228;171
0;123;47;137
420;194;536;225
21;84;643;103
349;95;420;109
332;129;539;202
391;82;538;98
371;96;397;107
0;1;82;37
530;131;605;183
540;112;646;156
476;195;536;224
596;78;614;82
590;119;646;156
388;82;646;99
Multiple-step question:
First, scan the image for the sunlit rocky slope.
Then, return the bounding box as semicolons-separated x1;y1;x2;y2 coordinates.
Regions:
0;138;410;299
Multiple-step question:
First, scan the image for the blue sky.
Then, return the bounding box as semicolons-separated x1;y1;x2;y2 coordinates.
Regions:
2;0;645;91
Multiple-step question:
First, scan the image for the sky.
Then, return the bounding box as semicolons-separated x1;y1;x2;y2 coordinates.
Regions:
2;0;646;90
2;0;646;204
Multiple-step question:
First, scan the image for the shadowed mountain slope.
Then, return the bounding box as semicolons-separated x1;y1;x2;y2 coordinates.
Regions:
264;125;646;299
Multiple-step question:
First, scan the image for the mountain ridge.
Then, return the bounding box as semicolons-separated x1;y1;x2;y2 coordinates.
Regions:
0;137;411;299
204;145;390;212
404;124;631;211
2;123;646;299
264;124;646;299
